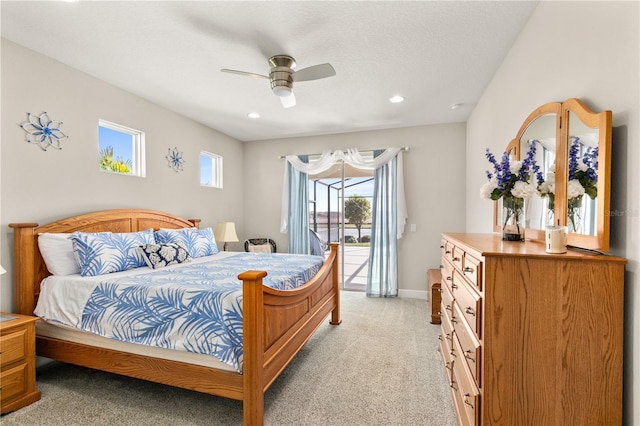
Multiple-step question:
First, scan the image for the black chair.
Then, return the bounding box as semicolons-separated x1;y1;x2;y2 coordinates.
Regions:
244;238;277;253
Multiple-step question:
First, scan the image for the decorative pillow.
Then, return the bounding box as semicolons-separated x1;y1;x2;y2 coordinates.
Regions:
154;227;219;258
247;243;273;254
70;229;155;276
38;233;80;275
137;242;191;269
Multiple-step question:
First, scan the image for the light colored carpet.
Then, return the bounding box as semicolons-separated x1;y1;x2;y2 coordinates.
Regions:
1;291;457;426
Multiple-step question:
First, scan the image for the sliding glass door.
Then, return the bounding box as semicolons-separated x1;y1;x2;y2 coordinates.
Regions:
308;157;374;291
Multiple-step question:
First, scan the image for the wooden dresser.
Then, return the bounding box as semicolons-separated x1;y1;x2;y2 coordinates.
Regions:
438;233;625;426
0;313;40;414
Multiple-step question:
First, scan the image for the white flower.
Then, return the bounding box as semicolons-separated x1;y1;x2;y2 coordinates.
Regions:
510;180;537;199
567;179;586;199
578;162;588;172
538;180;555;195
480;178;498;199
509;160;523;174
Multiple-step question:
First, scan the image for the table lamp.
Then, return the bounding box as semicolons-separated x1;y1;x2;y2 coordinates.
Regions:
214;222;239;251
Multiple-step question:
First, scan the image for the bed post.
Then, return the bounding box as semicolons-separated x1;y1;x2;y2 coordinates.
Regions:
8;223;39;315
328;242;341;325
239;270;268;426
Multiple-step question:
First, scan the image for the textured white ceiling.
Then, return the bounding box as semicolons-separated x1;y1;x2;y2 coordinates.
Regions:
1;1;538;142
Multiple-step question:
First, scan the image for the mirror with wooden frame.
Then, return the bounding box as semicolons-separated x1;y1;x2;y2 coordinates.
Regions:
494;98;612;252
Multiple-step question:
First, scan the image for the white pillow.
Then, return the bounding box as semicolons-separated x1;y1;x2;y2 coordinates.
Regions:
248;243;273;254
38;233;80;276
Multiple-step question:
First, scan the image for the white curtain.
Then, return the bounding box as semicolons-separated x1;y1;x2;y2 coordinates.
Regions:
281;148;407;238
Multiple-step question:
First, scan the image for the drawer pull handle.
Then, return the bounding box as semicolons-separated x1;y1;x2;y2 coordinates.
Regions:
449;350;456;357
440;245;444;249
450;317;457;324
450;381;458;391
453;257;460;262
464;266;474;273
445;305;452;311
451;284;458;289
445;362;452;371
445;250;451;254
446;276;452;281
464;395;474;409
438;335;442;341
465;307;475;316
446;333;452;341
439;264;443;269
465;350;475;363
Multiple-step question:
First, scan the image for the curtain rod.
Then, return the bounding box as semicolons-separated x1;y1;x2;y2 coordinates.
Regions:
278;146;409;159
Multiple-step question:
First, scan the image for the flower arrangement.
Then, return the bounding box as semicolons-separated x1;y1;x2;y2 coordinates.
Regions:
481;143;542;241
567;136;598;231
535;137;598;232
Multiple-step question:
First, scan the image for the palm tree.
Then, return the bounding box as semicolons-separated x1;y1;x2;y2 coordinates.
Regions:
99;146;132;174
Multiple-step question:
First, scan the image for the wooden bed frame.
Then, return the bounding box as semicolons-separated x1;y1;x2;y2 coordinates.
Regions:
9;209;341;426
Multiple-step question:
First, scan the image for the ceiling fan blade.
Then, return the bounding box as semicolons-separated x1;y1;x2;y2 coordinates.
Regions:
292;63;336;82
280;92;296;108
220;69;269;79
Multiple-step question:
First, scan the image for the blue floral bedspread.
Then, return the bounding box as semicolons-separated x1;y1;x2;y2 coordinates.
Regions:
78;253;323;372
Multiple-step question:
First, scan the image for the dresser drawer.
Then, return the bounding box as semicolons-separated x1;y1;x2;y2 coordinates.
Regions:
439;335;454;384
452;246;464;271
462;253;482;291
441;259;454;294
455;318;482;387
453;275;482;337
451;363;479;426
441;302;454;341
0;329;27;368
453;336;480;426
442;240;455;263
0;364;28;404
441;282;455;318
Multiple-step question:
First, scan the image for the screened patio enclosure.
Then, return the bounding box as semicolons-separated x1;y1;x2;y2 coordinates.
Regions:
309;161;374;291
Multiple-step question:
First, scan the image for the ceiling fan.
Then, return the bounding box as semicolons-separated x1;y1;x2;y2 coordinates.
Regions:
221;55;336;108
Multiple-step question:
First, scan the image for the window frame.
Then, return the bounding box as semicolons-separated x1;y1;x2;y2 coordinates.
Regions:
98;119;146;177
200;150;223;189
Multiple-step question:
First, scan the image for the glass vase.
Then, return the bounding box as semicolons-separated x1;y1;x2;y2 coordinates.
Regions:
502;196;525;242
567;195;584;233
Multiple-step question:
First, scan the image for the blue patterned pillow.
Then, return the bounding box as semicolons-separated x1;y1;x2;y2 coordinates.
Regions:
154;227;219;258
137;242;191;269
70;229;155;276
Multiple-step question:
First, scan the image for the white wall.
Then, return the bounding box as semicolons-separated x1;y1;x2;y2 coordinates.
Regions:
243;123;467;297
0;39;245;312
466;1;639;423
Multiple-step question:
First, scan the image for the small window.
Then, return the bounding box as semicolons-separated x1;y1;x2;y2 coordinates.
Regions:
200;151;223;188
98;119;145;177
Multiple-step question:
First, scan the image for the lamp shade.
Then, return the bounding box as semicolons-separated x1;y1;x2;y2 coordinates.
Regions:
214;222;239;251
0;265;6;275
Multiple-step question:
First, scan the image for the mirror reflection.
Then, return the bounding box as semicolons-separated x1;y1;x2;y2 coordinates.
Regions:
566;111;599;236
520;113;557;231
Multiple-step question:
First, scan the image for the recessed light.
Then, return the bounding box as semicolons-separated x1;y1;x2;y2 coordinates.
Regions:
450;103;462;110
389;95;405;103
247;112;260;119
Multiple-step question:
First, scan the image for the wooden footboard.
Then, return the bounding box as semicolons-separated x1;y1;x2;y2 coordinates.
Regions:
9;209;341;426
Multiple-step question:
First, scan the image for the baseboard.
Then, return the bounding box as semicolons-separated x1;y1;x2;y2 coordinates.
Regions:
398;289;428;300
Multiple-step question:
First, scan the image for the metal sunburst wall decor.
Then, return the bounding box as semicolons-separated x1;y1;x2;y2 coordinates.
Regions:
166;147;186;172
20;112;68;151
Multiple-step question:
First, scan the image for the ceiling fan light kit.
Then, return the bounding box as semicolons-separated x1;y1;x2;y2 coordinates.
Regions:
221;54;335;108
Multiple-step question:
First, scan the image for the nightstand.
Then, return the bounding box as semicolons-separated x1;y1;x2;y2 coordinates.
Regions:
0;313;40;414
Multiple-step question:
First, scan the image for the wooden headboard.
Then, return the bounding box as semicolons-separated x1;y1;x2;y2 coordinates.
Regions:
8;209;201;316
